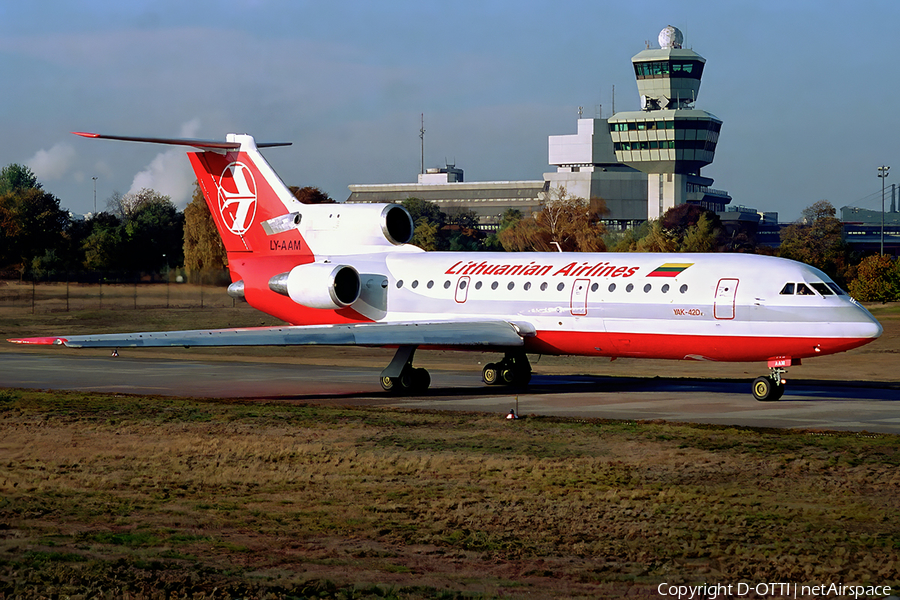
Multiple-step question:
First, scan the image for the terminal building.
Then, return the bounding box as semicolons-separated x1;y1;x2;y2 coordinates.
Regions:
348;26;733;229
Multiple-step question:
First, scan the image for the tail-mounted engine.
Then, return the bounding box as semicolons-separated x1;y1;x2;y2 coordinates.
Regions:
297;203;414;252
269;263;361;309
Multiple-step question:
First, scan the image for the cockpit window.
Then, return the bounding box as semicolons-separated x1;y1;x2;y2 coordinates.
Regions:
796;283;814;296
810;283;834;296
826;282;846;296
779;283;795;295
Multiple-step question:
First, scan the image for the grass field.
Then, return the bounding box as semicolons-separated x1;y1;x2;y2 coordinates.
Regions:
2;292;900;597
1;389;899;598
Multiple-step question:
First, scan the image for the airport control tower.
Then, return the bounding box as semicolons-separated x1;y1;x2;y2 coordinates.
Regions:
609;26;730;219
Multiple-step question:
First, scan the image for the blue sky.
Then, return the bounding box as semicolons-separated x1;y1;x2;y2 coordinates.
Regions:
0;0;897;221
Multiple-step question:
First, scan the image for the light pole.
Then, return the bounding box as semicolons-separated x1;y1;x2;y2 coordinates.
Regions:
92;176;98;215
878;166;890;255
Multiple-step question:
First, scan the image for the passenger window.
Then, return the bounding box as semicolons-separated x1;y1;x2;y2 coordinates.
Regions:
643;284;651;293
491;282;499;290
557;283;565;291
679;284;688;294
507;282;515;290
427;280;434;289
411;280;419;289
475;281;483;290
661;284;670;293
540;282;548;291
626;283;634;292
397;280;404;288
796;283;814;296
779;283;795;295
591;283;599;292
608;283;616;292
524;282;532;291
443;280;451;289
811;283;833;296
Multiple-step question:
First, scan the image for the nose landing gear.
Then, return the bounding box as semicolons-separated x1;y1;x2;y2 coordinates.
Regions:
752;365;788;402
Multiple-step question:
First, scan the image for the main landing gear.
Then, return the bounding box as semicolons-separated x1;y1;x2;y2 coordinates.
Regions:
481;351;532;387
380;345;431;395
379;347;532;395
752;367;787;402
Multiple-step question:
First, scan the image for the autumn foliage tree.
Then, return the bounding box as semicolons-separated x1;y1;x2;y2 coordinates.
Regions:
779;200;853;284
848;254;900;302
499;188;607;252
183;182;227;279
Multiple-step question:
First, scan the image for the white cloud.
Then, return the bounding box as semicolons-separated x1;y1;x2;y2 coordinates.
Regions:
26;143;76;180
127;119;201;207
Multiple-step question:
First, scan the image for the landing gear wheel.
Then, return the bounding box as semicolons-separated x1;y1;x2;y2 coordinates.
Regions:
382;367;430;395
483;353;532;388
482;363;500;385
752;376;784;402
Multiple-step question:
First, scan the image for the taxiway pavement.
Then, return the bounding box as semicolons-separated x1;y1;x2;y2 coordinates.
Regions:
2;352;899;434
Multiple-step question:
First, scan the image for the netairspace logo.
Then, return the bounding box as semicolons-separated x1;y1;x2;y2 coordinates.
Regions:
656;581;894;599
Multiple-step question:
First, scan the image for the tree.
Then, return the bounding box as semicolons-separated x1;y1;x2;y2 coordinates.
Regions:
779;200;852;285
0;164;41;194
0;184;69;271
82;214;124;271
124;198;184;272
848;254;899;303
289;186;334;204
499;188;607;252
184;182;227;276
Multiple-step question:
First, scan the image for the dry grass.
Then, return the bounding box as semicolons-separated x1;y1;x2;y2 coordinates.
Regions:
1;390;899;598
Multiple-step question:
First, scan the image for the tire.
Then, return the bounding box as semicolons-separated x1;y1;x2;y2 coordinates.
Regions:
380;376;396;392
412;368;431;392
752;376;781;402
482;363;499;385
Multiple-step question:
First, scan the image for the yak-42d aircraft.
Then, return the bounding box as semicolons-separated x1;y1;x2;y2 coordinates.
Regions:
9;132;883;401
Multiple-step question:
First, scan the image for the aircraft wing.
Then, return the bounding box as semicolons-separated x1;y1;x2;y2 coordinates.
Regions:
8;320;534;349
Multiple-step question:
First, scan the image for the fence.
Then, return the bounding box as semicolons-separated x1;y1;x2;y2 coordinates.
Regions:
0;278;238;314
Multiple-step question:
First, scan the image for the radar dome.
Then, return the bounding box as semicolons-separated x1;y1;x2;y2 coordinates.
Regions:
658;25;683;49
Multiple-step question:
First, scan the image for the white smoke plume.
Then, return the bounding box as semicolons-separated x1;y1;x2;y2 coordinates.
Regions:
27;143;76;180
128;118;201;207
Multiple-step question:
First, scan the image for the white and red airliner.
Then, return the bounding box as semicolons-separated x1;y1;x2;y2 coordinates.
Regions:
9;133;883;401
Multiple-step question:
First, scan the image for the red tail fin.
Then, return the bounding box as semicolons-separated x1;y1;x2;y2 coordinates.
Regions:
188;134;312;258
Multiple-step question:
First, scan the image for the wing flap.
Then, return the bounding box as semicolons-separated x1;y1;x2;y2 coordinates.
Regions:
9;320;530;349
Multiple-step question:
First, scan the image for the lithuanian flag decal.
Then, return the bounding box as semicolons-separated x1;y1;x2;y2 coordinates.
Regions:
647;263;693;277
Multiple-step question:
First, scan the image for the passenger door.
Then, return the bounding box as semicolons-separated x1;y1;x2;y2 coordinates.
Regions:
714;278;738;320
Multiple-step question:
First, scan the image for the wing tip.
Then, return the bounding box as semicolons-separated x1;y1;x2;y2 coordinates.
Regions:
7;336;67;345
72;131;99;138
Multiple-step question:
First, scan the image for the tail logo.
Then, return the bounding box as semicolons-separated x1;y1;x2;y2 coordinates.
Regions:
216;161;257;236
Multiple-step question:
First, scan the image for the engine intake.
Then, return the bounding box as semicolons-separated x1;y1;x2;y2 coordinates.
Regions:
269;263;360;309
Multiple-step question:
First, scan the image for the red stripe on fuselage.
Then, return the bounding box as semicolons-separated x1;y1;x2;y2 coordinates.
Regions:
524;330;872;362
